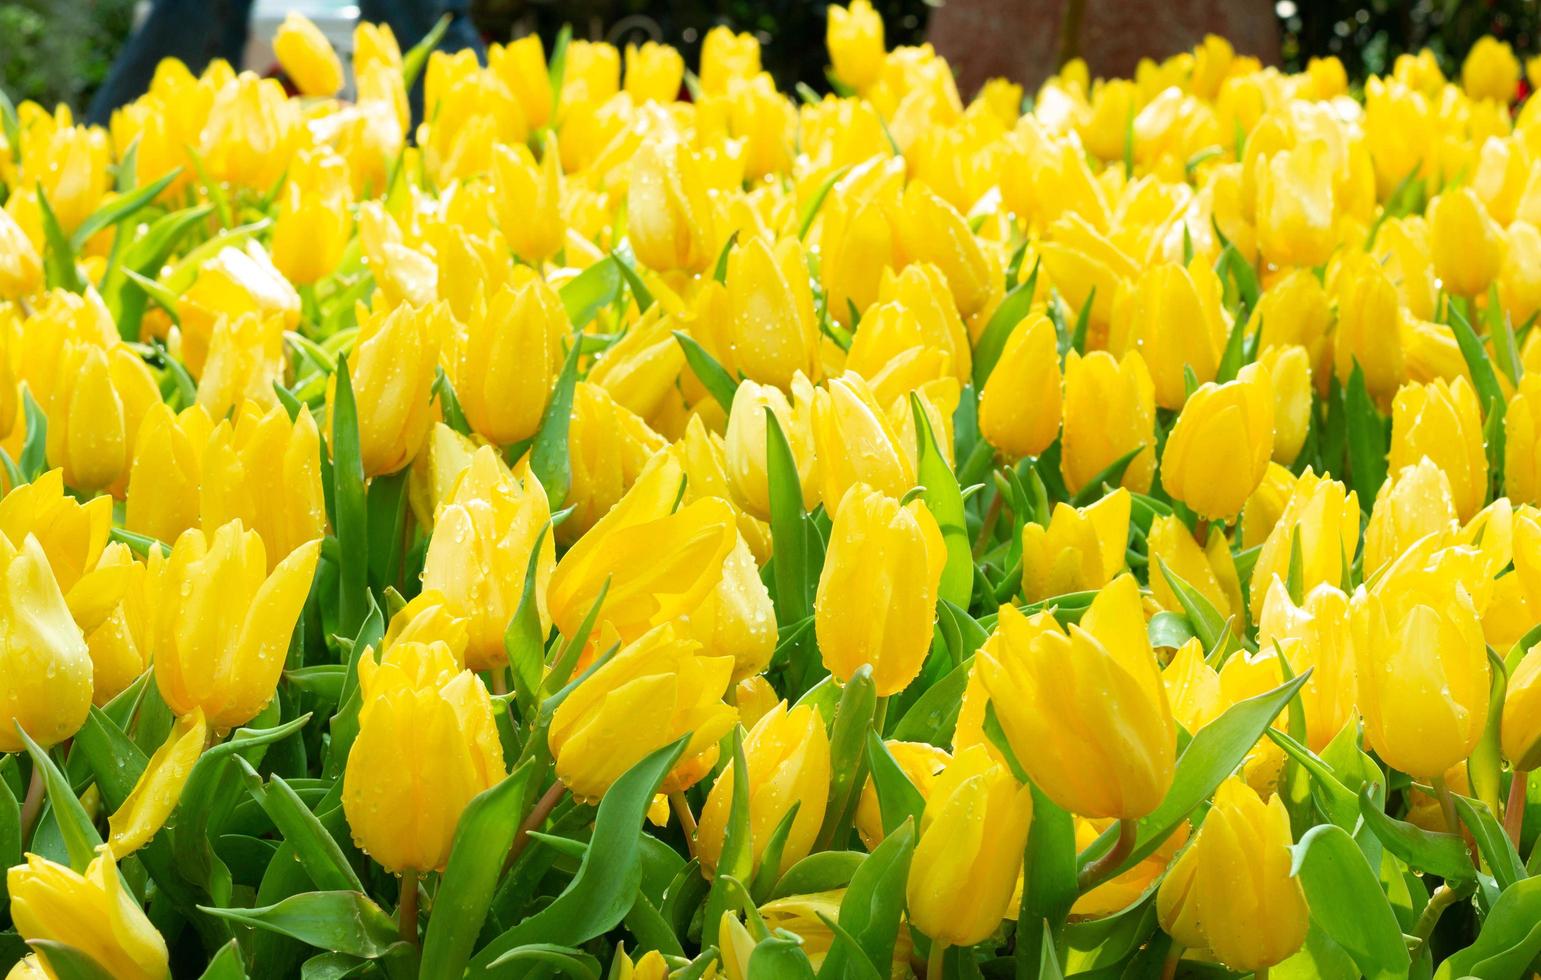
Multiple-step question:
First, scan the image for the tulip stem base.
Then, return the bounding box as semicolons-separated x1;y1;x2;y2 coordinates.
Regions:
1160;946;1182;980
1077;818;1138;892
508;779;567;868
1412;883;1462;948
18;764;43;844
926;941;946;978
398;870;419;944
670;791;700;859
1506;769;1528;848
1433;775;1478;867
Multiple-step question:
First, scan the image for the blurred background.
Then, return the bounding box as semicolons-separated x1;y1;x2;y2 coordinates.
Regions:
4;0;1538;113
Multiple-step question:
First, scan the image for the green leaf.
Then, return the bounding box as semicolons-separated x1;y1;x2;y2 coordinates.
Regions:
1448;301;1506;423
504;528;551;721
864;733;926;837
401;13;450;90
197;940;249;980
1453;794;1525;891
1344;364;1388;508
909;393;971;608
705;728;755;948
36;185;84;293
772;851;866;899
74;706;149;810
814;913;884;980
560;256;623;329
1263;727;1356;828
1089;672;1310;881
1291;824;1410;980
16;726;100;871
470;738;690;971
1017;785;1077;974
71;168;179;249
330;356;369;637
971;258;1040;389
765;410;818;690
1434;876;1541;980
815;666;877;851
1153;556;1228;654
0;768;19;910
674;331;739;415
820;819;914;979
890;651;974;746
1147;611;1196;651
531;339;582;510
547;24;573;111
200;891;402;959
18;389;46;481
1069;287;1097;356
364;468;409;592
26;942;115;980
613;254;654;313
713;229;740;284
798;166;850;241
235;761;362;893
1358;790;1474;881
750;803;803;900
749;936;817;980
1069;444;1143;507
488;944;601;978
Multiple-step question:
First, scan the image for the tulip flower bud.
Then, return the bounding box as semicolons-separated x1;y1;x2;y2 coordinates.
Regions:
810;373;915;511
1148;514;1243;622
550;622;737;800
45;341;159;496
451;276;565;446
1332;257;1405;406
629;140;718;274
906;744;1034;948
27;123;111;234
123;403;211;545
0;533;93;753
343;639;505;873
1259;579;1356;750
1503;644;1541;771
1363;457;1459;574
1021;489;1131;603
148;521;320;731
0;205;41;299
982;576;1175;818
274;12;343;96
721;236;819;389
562;382;669;543
1162;637;1224;735
201;402;328;570
8;850;169;980
1256;139;1336;269
814;484;946;696
1508;374;1541;505
724;375;820;518
698;703;830;877
827;0;885;92
180;242;302;375
1155;839;1205;950
682;533;776;682
977;312;1061;459
1389;376;1488;521
1108;259;1230;410
622;41;684;102
700;27;760;97
422;447;555;671
487;34;551;129
1161;363;1275;521
855;740;949;849
892;181;992;317
1060;350;1157;495
1248;470;1359;619
1430;187;1506;298
83;543;149;707
334;300;445;477
820;160;904;324
1252;269;1332;374
271;149;352;286
1353;542;1490;778
108;706;206;857
1463;36;1520;102
199;73;300;192
549;454;738;644
1040;213;1138;335
1257;344;1311;464
492;141;564;264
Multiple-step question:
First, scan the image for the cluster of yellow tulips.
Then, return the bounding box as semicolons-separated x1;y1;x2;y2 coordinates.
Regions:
8;2;1541;977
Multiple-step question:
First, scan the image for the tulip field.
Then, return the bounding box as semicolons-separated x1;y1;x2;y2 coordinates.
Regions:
12;2;1541;977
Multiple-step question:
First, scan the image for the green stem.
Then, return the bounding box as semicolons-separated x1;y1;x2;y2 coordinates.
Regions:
1077;818;1138;891
1433;774;1479;867
398;869;419;944
18;764;43;844
1412;884;1461;947
506;779;567;868
1161;947;1182;980
670;790;699;860
927;941;946;978
1505;769;1528;849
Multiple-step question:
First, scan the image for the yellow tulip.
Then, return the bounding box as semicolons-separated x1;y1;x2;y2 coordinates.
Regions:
1258;344;1312;464
1332;257;1405;406
271;148;352;286
1148;514;1243;623
1108;259;1230;410
981;576;1175;819
1074;816;1189;918
25;122;111;234
1500;221;1541;325
0;469;112;598
725;236;820;389
122;403;212;545
108;707;206;857
489;35;552;129
0;532;92;753
334;300;445;477
1162;637;1224;735
623;42;684;103
977;311;1061;459
198;73;299;191
698;703;830;877
561;382;669;543
549;621;736;800
1060;350;1157;495
1155;839;1205;950
201;402;328;570
892;181;992;317
0;205;41;299
1430;187;1506;298
1189;778;1309;970
45;341;159;496
1252;269;1332;377
1161;363;1274;521
82;543;149;706
179;242;301;375
1506;373;1541;505
700;27;760;96
1258;579;1356;750
1021;488;1131;603
7;850;168;980
1256;138;1336;268
814;484;946;696
450;276;565;446
827;0;885;92
628;140;718;274
1363;457;1459;574
1463;35;1520;102
724;375;820;518
1353;541;1490;778
274;12;343;96
193;311;285;421
148;521;320;731
682;532;777;683
810;372;915;511
855;740;949;849
492;141;564;264
342;639;505;873
1389;376;1488;521
548;454;738;644
819;159;904;324
1248;470;1359;619
1041;213;1139;334
906;744;1033;947
421;446;554;671
1502;644;1541;770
